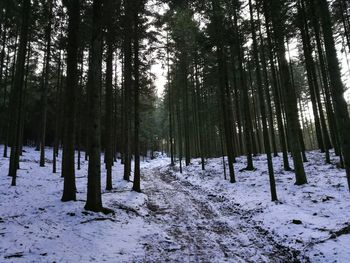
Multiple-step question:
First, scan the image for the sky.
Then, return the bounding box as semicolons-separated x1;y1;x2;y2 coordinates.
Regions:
152;63;167;97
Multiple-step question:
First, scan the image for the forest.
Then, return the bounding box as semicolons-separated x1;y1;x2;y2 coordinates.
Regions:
1;0;350;262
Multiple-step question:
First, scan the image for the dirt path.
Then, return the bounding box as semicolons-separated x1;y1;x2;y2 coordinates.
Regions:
139;164;305;263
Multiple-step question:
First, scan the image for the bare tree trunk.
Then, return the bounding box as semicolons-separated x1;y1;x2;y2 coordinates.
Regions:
133;0;142;193
123;0;133;181
8;0;31;186
85;0;104;212
39;0;53;167
61;0;80;201
212;0;236;183
318;0;350;190
268;0;307;185
249;0;277;201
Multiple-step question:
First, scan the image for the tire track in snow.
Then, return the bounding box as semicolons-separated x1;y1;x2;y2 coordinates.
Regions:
139;164;306;263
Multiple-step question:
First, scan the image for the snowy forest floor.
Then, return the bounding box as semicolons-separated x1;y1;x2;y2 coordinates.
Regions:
1;146;350;262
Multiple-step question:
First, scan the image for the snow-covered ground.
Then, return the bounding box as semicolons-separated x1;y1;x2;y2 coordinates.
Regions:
0;146;350;262
164;152;350;262
0;146;153;262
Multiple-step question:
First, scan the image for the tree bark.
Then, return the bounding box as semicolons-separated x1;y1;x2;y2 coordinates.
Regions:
8;0;31;186
133;0;142;193
212;0;236;183
39;0;53;167
61;0;80;201
318;0;350;190
249;0;277;201
268;0;307;185
85;0;104;212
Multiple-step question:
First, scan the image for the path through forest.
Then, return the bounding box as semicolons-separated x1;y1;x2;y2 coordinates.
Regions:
140;162;304;262
2;148;349;262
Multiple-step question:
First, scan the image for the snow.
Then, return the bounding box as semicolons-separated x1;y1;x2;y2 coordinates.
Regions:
166;151;350;262
1;146;350;262
0;146;153;262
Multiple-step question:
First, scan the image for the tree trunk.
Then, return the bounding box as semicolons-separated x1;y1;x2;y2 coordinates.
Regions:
85;0;104;212
53;49;62;174
104;0;115;191
268;0;307;185
249;0;277;201
233;8;254;171
133;0;142;193
8;0;31;186
39;0;53;167
318;0;350;190
212;0;236;183
123;0;133;181
263;2;291;171
61;0;80;201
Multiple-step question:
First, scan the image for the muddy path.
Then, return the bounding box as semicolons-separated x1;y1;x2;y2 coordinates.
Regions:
139;164;306;263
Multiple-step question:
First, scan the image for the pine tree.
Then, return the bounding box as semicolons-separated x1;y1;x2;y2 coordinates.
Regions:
123;0;133;182
249;0;277;201
211;0;236;183
85;0;104;212
318;0;350;190
104;0;116;191
61;0;80;201
8;0;31;186
39;0;53;167
268;0;307;185
133;0;144;193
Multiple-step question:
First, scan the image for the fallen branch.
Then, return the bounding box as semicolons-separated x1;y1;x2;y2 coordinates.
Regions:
4;252;24;259
80;217;116;224
330;224;350;239
113;203;144;217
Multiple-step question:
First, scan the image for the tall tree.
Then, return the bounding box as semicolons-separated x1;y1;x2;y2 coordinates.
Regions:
123;0;133;181
104;0;117;191
249;0;277;201
39;0;53;167
318;0;350;190
8;0;31;186
133;0;143;193
262;3;291;171
268;0;307;185
211;0;236;183
61;0;80;201
85;0;104;212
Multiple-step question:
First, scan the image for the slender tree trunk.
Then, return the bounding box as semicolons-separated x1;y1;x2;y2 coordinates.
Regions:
39;0;53;167
5;32;19;158
233;9;254;171
249;0;277;201
166;33;175;166
61;0;80;201
133;0;142;193
212;0;236;183
263;3;291;171
318;0;350;190
194;53;205;170
308;0;341;157
269;0;307;185
258;18;278;157
123;0;133;181
85;0;104;212
8;0;30;186
104;0;115;191
298;0;330;163
53;50;62;174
